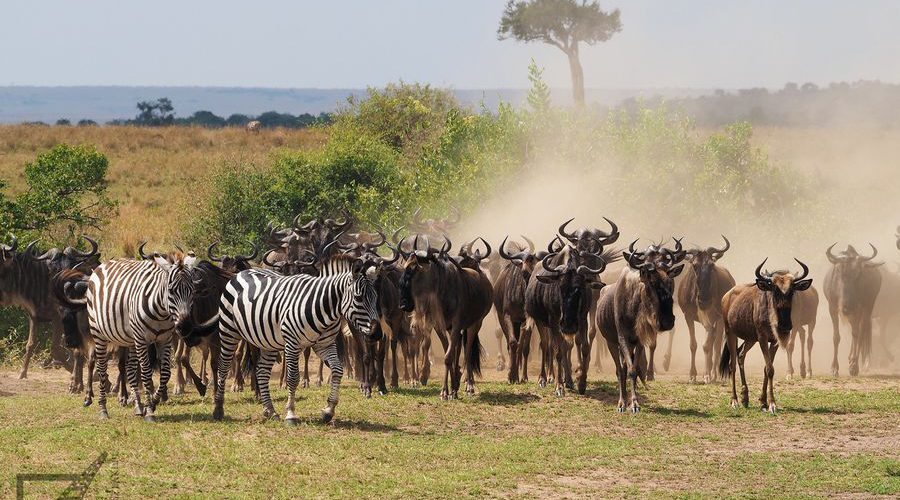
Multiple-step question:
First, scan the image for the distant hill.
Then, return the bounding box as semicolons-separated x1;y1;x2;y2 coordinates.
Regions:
0;86;713;124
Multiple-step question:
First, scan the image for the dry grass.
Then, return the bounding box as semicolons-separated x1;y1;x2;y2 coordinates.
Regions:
0;125;327;256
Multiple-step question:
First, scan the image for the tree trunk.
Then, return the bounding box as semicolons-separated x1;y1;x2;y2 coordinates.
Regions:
566;43;585;108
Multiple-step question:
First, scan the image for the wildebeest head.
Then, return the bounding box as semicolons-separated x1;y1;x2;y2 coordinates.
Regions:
558;217;619;254
396;234;451;312
754;258;812;334
34;235;101;275
498;235;540;280
624;238;686;331
457;237;492;271
537;244;608;335
207;241;258;273
826;243;880;315
408;207;461;237
685;235;730;308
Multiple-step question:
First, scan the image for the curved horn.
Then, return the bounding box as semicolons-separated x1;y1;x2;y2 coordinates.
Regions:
793;258;810;281
711;235;731;257
521;234;535;253
70;235;99;259
262;249;280;268
2;234;18;253
292;213;304;230
363;230;386;251
475;237;492;261
599;217;620;244
333;209;351;231
499;236;514;261
236;241;259;262
558;217;577;243
755;258;768;280
541;251;561;276
138;241;151;260
391;226;405;245
577;252;607;276
319;230;347;258
36;248;55;260
547;236;564;253
380;242;401;266
24;240;38;256
207;242;223;262
860;243;878;262
825;243;841;264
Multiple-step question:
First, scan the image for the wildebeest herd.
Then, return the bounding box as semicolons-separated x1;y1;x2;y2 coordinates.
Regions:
2;215;898;422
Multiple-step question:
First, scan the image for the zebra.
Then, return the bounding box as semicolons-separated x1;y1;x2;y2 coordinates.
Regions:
212;253;382;424
63;250;211;421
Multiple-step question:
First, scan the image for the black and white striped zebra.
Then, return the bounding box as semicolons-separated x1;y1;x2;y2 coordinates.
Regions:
70;252;210;421
212;254;381;424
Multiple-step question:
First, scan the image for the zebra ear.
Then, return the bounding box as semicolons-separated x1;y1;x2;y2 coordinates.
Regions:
153;255;172;269
183;255;197;268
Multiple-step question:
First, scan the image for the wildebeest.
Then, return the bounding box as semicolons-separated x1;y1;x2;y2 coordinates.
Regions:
486;236;533;373
493;236;542;384
246;120;261;133
669;236;735;383
595;239;684;412
784;285;819;379
526;221;615;397
397;235;492;399
824;244;882;376
719;260;811;412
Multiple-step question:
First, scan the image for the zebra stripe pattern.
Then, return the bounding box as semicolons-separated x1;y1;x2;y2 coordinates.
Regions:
84;256;202;420
213;255;380;423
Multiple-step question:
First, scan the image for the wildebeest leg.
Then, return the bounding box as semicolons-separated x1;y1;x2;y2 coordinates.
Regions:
712;320;725;382
607;339;626;411
375;338;388;395
829;302;840;376
588;306;601;373
389;336;400;389
685;315;698;383
661;329;674;373
18;316;39;379
758;341;777;413
786;328;798;381
116;347;129;406
464;323;483;395
182;343;207;397
173;338;186;395
212;333;238;421
621;340;641;412
646;336;657;382
563;340;575;390
859;309;875;373
495;327;506;372
738;340;755;408
200;344;209;385
256;349;279;419
724;331;739;409
94;339;112;419
702;319;718;384
519;324;532;383
848;318;860;377
83;346;97;407
422;329;441;387
70;346;85;394
576;328;591;395
798;326;808;378
536;324;550;388
500;316;517;384
441;330;459;400
553;333;567;397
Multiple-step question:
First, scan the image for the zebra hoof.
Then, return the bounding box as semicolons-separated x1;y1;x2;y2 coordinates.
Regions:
284;417;299;427
321;409;334;424
212;406;224;421
631;405;640;414
83;396;93;407
134;406;144;417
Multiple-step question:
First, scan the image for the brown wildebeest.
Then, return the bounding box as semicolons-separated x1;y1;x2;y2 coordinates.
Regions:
484;236;532;373
595;239;684;412
824;244;882;376
525;234;613;397
784;285;819;380
246;120;261;133
719;260;812;412
397;235;492;399
493;236;543;384
668;236;735;383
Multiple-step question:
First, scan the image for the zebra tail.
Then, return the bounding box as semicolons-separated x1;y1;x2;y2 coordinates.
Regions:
185;313;219;346
336;334;351;371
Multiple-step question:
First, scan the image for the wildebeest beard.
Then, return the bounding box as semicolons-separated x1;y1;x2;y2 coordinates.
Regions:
398;265;417;312
771;290;794;333
651;280;676;331
559;274;585;335
696;264;714;307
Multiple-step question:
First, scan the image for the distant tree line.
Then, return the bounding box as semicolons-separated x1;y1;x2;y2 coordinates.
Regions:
616;80;900;128
41;97;332;129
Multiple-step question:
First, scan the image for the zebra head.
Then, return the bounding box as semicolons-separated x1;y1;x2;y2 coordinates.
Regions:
343;258;381;341
153;253;204;336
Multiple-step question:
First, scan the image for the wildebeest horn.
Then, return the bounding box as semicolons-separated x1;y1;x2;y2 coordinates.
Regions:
521;235;535;253
2;234;18;253
473;237;491;261
625;250;650;271
24;240;38;256
262;249;280;267
439;234;452;256
319;230;347;257
292;213;304;230
825;243;842;264
236;241;259;262
138;241;152;260
500;236;529;262
558;218;577;243
627;239;644;259
793;258;810;281
755;259;769;280
547;236;564;253
70;235;99;260
207;242;223;262
333;209;351;230
860;243;878;262
577;251;607;276
363;230;387;251
599;217;620;244
711;235;731;257
541;251;561;276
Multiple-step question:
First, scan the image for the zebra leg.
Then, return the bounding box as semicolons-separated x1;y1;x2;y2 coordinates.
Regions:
256;349;279;420
95;339;110;419
126;347;144;417
173;338;186;395
83;346;96;407
213;332;239;421
118;347;130;407
301;347;311;389
314;342;343;424
283;340;301;425
134;340;154;421
152;339;173;409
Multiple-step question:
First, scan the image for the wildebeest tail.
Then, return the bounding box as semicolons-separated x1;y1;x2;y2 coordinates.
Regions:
860;327;872;367
466;329;485;378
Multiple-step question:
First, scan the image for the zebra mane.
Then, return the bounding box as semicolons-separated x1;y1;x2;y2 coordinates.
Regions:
318;253;357;276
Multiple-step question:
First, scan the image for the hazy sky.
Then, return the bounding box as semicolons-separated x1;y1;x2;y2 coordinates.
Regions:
3;0;899;89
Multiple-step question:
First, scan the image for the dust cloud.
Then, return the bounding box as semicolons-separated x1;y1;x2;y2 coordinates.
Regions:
455;124;900;379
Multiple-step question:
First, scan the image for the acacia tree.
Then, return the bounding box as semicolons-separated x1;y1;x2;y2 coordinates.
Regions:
498;0;621;107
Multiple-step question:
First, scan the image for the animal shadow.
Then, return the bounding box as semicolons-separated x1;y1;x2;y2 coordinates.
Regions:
478;391;540;406
583;381;621;405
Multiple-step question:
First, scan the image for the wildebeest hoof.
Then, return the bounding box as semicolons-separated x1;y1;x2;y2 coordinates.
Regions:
555;387;565;397
703;375;710;384
83;396;93;407
284;417;299;426
173;385;184;396
364;389;372;399
315;380;323;387
768;404;777;414
831;366;839;377
849;364;859;376
496;360;505;372
616;405;625;413
785;373;793;381
321;409;334;424
378;388;388;396
99;409;109;419
647;373;655;382
538;378;547;388
300;380;309;389
730;400;739;410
